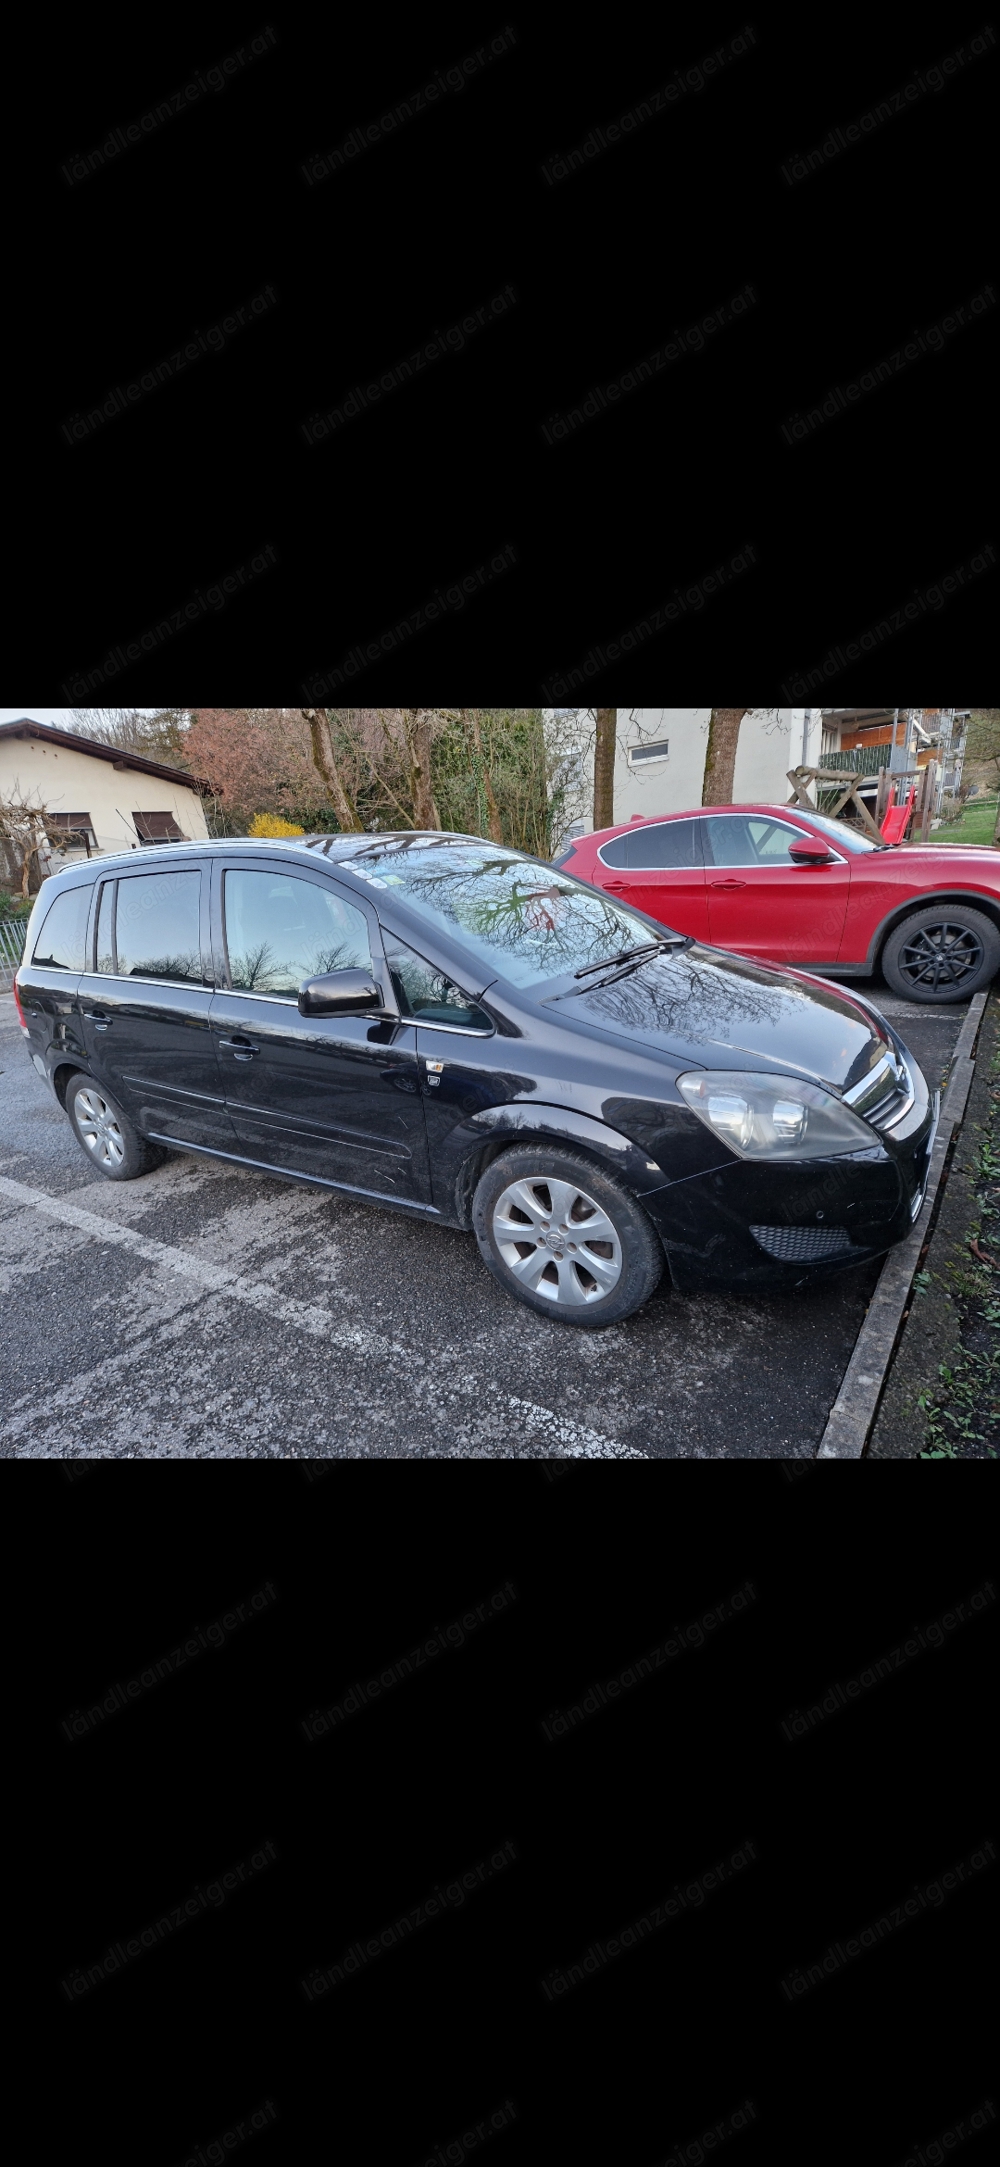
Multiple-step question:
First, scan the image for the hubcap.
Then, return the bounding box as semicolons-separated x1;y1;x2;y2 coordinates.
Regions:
74;1087;126;1169
898;921;984;991
492;1176;623;1305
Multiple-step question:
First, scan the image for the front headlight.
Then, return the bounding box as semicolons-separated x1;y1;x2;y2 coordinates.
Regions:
676;1070;877;1160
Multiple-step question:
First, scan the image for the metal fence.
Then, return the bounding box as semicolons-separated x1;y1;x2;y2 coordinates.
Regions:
821;748;887;776
0;918;27;988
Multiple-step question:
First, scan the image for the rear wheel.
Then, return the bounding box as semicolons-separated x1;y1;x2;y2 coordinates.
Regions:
881;905;1000;1003
472;1146;663;1326
65;1074;168;1180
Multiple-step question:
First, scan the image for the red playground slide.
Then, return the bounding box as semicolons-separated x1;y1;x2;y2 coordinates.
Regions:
881;783;917;843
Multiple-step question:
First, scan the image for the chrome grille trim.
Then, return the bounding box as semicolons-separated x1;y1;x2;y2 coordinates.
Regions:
843;1049;915;1131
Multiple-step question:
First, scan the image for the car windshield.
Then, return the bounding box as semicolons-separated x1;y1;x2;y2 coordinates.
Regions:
798;812;884;854
335;837;665;988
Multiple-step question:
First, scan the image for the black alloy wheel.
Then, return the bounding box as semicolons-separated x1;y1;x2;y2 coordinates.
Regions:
881;907;1000;1004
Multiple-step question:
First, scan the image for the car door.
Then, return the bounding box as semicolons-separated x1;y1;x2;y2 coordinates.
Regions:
375;928;540;1215
75;862;231;1145
208;857;431;1203
594;817;709;940
703;813;851;964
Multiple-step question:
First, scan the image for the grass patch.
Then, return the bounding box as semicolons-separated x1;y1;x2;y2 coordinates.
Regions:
919;1037;1000;1457
911;795;999;848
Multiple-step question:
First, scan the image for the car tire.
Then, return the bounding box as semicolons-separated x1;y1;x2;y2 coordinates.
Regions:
880;905;1000;1004
472;1145;664;1327
65;1073;168;1180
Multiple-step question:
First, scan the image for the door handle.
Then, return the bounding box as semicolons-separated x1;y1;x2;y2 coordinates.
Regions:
604;880;626;892
90;1012;111;1030
711;879;746;888
218;1035;259;1060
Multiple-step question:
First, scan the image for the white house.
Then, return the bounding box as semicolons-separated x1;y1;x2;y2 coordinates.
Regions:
0;718;209;876
547;708;823;840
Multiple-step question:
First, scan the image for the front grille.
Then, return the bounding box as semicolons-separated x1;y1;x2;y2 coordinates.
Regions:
750;1224;855;1261
842;1050;914;1131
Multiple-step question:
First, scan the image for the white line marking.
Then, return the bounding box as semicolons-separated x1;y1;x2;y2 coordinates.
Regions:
0;1173;643;1459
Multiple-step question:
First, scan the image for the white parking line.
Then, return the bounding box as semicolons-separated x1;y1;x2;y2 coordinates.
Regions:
0;1173;645;1460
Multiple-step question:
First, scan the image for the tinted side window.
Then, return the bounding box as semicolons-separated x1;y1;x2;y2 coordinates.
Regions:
30;884;94;971
630;819;702;868
703;816;803;866
383;936;492;1030
223;869;371;998
115;870;203;983
551;844;578;868
597;834;631;868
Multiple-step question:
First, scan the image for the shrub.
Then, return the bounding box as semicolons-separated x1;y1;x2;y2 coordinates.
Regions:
246;813;306;837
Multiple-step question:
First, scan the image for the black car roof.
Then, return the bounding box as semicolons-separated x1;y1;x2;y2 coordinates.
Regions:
38;832;541;887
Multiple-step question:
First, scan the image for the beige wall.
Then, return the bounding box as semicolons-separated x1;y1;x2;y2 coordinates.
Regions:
0;738;208;862
604;709;820;828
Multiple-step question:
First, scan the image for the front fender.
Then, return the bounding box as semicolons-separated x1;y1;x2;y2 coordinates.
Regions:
443;1101;670;1227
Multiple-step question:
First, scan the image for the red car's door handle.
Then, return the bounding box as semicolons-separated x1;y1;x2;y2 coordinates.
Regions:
711;879;746;888
604;880;626;891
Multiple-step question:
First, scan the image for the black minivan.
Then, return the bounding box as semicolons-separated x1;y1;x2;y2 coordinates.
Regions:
14;832;937;1326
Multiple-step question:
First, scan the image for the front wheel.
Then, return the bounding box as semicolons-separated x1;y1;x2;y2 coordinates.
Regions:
880;905;1000;1003
65;1074;168;1180
472;1146;664;1326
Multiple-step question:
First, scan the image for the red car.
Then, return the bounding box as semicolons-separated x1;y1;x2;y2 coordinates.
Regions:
554;804;1000;1003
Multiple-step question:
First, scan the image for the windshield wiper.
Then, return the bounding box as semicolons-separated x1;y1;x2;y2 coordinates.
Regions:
574;937;679;978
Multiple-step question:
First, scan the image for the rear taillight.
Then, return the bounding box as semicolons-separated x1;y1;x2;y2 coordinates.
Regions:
12;979;29;1033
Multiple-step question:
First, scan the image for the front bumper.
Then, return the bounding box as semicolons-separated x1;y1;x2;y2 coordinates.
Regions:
643;1043;936;1294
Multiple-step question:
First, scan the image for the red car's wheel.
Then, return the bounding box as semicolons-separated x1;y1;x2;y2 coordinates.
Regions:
881;906;1000;1003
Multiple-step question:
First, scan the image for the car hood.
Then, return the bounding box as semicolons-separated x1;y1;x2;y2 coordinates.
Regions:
550;943;887;1093
890;846;1000;873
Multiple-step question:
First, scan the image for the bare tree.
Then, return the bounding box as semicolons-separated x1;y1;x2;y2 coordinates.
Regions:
301;709;364;831
702;710;751;805
593;708;616;829
400;710;441;830
71;708;191;759
0;787;90;896
463;710;504;842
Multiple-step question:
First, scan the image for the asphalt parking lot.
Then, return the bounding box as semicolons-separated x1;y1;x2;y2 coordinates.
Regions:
0;986;970;1460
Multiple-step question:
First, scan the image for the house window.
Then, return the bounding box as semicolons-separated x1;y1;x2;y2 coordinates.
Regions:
628;740;669;765
133;811;187;844
47;812;96;853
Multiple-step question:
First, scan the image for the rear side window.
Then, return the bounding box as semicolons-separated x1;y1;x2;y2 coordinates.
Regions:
30;883;94;971
597;833;632;868
551;843;578;868
629;820;702;868
598;822;703;869
383;936;492;1030
223;869;371;998
115;870;203;983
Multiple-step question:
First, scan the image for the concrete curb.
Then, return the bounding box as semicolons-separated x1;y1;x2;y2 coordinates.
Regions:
816;991;988;1460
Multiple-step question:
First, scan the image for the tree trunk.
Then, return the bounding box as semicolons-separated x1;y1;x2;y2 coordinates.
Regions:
992;795;1000;846
702;709;750;805
464;710;504;841
301;709;363;830
593;709;616;830
402;710;441;830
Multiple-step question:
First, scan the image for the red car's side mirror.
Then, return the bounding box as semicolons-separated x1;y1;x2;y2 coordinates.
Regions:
788;838;834;864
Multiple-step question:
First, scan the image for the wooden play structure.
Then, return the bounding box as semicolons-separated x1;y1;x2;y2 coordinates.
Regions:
786;761;941;846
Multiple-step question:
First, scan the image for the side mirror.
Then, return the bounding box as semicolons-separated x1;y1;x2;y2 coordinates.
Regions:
788;838;834;864
298;969;383;1016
